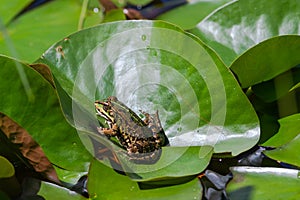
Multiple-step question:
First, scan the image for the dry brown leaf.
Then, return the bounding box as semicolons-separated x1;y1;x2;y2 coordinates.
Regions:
0;113;61;185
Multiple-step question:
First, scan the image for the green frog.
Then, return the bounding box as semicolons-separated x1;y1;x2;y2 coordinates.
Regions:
94;96;169;164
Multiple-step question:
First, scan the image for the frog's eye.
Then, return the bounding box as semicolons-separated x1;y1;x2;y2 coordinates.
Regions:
103;105;110;111
108;96;118;101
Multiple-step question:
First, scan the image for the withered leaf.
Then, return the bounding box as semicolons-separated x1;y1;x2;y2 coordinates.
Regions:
0;113;61;185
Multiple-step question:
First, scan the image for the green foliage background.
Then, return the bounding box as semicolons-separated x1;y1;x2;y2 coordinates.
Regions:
0;0;299;199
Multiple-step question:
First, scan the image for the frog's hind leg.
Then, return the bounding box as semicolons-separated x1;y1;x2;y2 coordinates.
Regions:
128;149;162;164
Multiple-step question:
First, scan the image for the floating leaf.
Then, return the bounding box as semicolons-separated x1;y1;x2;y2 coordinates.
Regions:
122;146;213;181
227;167;300;200
263;113;300;147
157;0;232;30
0;0;32;24
102;9;126;23
264;134;300;167
0;0;101;62
87;159;203;200
38;181;87;200
230;36;300;88
190;0;300;66
39;20;259;180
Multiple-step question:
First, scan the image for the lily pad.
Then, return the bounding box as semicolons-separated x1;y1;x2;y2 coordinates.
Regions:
38;181;87;200
0;0;101;62
87;159;203;200
230;36;300;88
190;0;300;66
264;134;300;167
157;0;232;30
262;114;300;167
0;0;31;24
38;20;259;180
120;146;213;181
263;113;300;147
227;167;300;200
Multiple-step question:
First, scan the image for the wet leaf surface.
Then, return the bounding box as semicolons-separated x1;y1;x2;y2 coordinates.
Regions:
230;36;300;88
264;134;300;167
190;0;300;66
227;167;300;200
263;113;300;147
0;0;101;62
157;0;232;30
38;20;259;180
87;159;203;200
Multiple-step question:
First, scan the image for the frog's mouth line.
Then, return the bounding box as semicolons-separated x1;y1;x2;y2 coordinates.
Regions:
95;101;114;123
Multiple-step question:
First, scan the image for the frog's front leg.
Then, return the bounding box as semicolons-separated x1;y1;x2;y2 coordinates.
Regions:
97;123;118;137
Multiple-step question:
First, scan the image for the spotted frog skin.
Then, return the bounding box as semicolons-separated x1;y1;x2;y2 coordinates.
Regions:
95;96;169;164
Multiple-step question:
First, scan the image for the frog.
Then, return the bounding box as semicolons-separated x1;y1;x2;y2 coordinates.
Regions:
94;96;169;164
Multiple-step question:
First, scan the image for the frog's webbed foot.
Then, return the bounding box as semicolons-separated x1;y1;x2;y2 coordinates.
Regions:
139;110;151;125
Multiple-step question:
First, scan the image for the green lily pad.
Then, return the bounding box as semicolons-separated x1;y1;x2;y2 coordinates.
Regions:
190;0;300;67
0;0;101;62
38;181;87;200
264;134;300;167
263;113;300;147
120;146;213;181
87;159;203;200
227;167;300;200
262;113;300;167
102;9;126;23
0;0;31;24
157;0;232;30
38;20;259;180
230;36;300;88
0;55;91;173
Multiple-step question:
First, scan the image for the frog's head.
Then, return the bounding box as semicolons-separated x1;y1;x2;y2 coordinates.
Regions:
95;100;114;122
